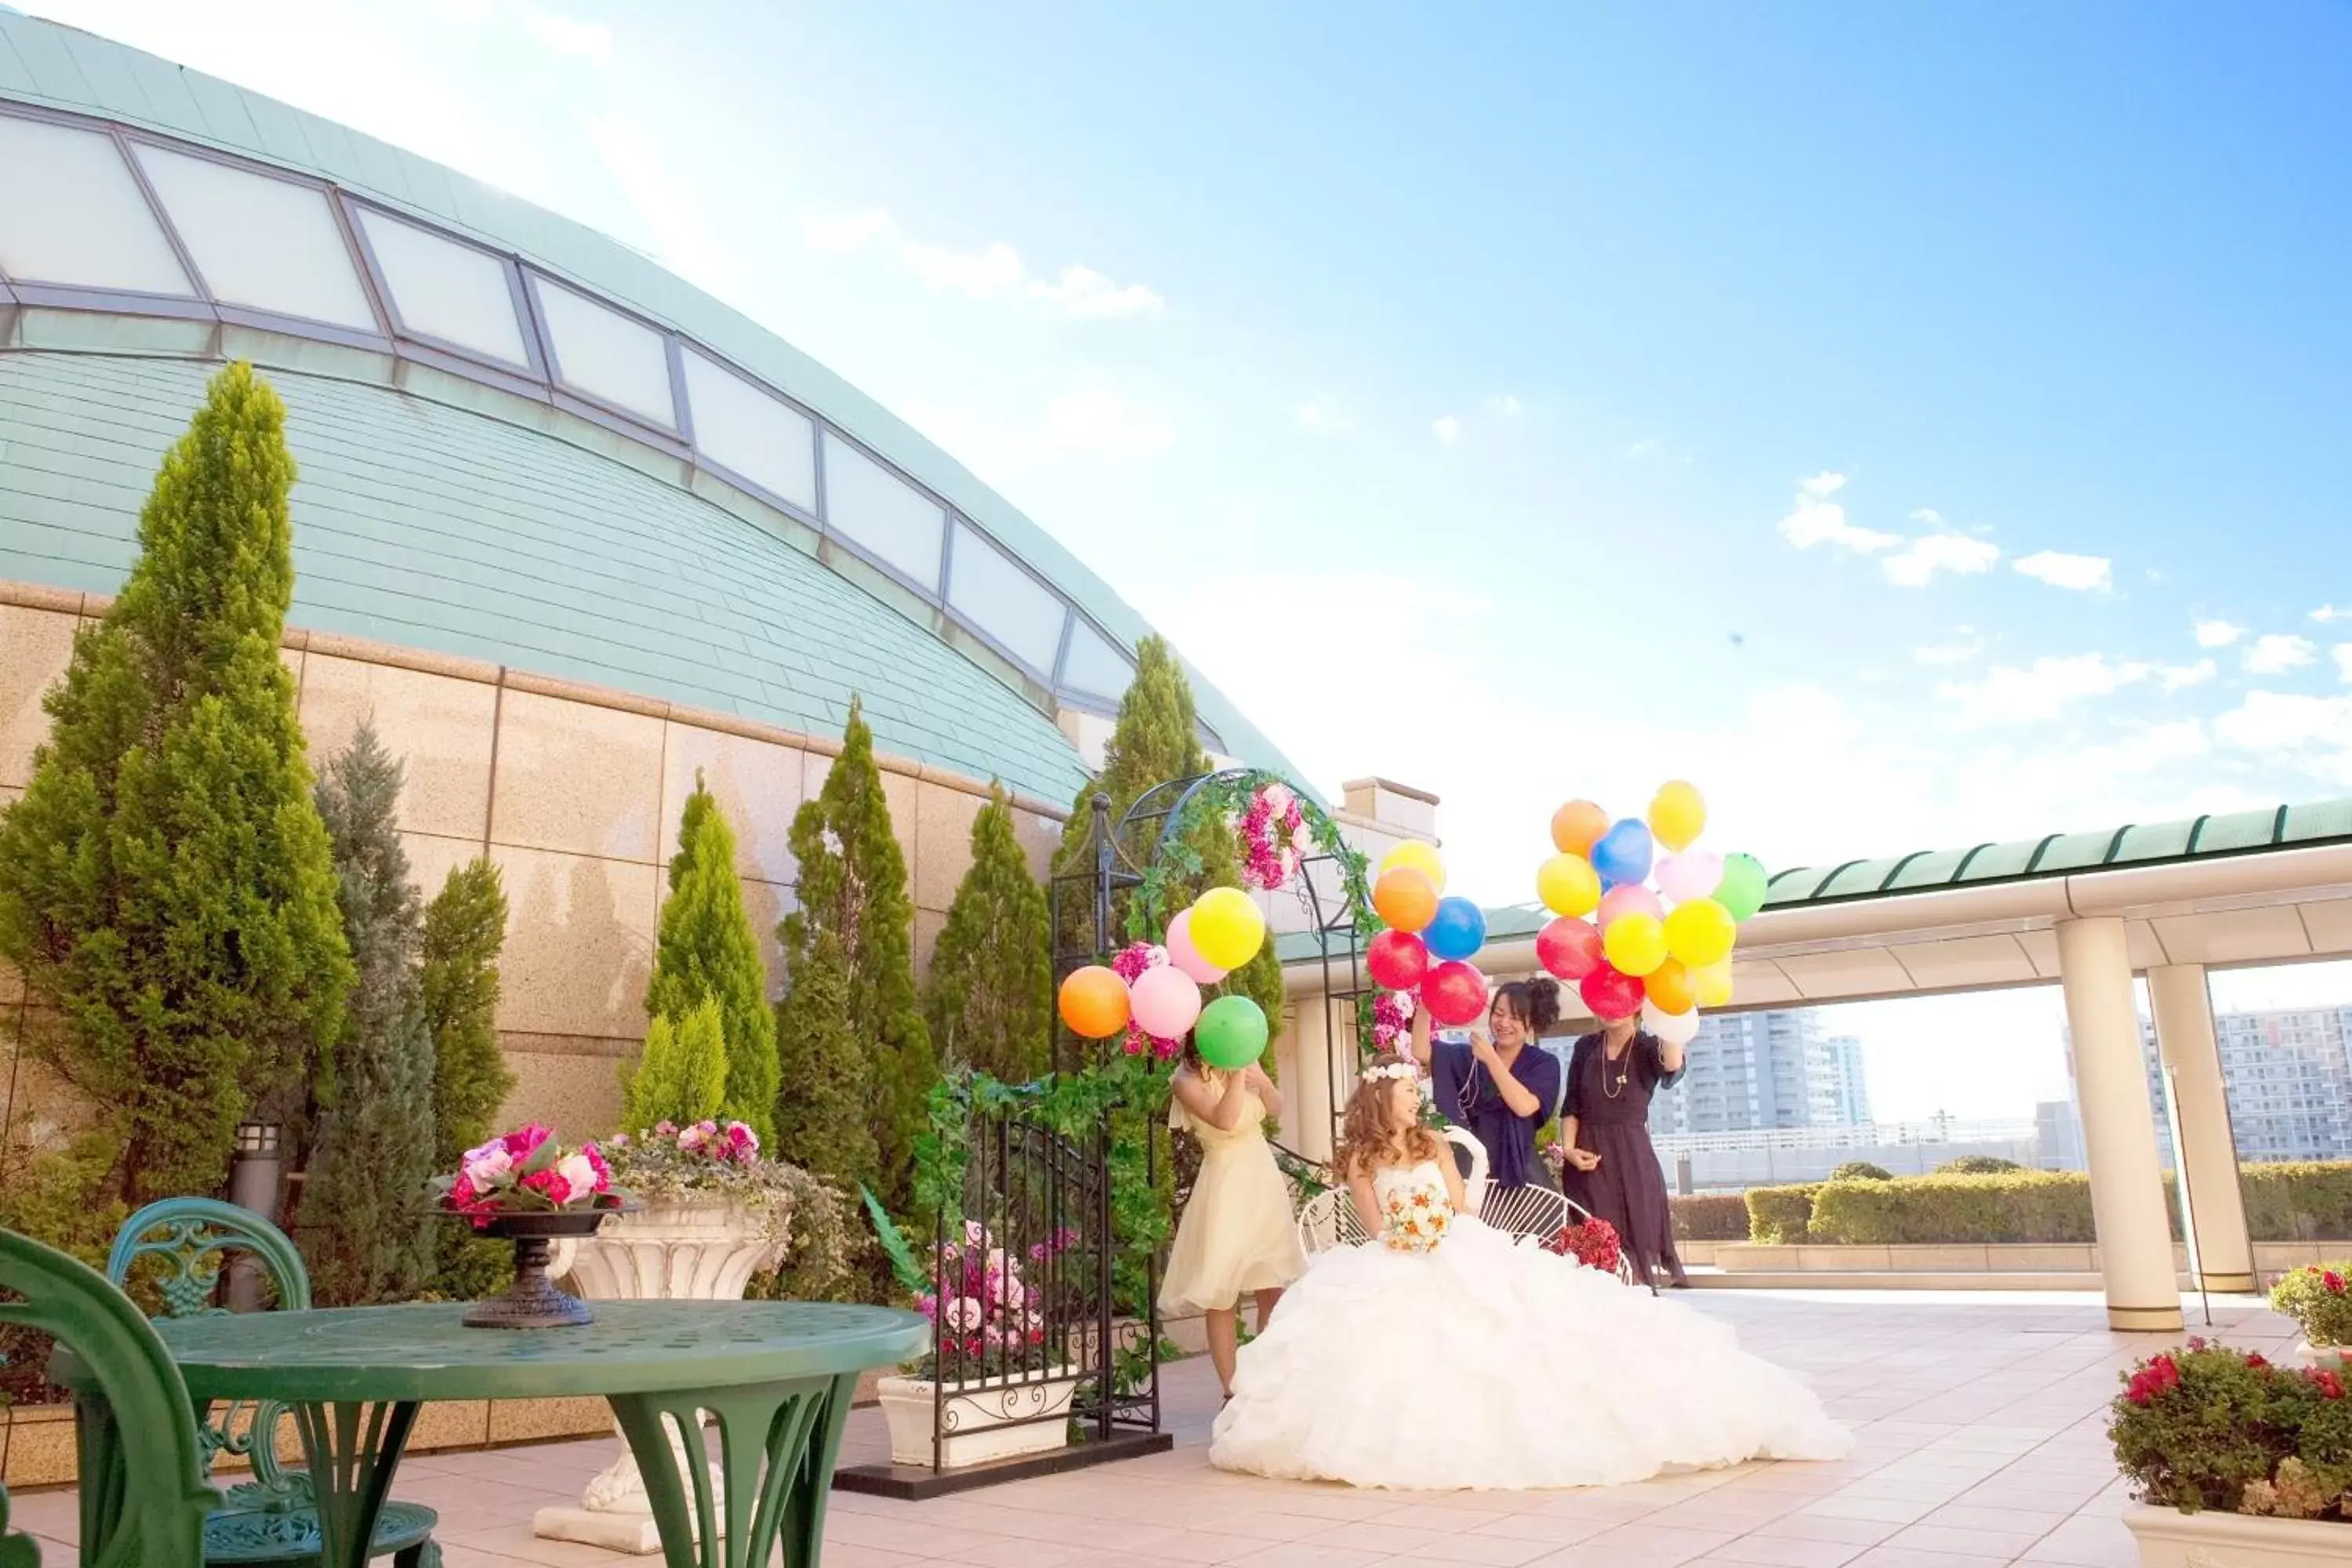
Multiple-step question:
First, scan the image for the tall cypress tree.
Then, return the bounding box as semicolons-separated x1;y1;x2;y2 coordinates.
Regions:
771;928;877;1191
619;997;728;1131
777;698;932;1206
645;775;777;1142
0;362;352;1203
420;856;511;1169
299;721;436;1305
925;783;1051;1083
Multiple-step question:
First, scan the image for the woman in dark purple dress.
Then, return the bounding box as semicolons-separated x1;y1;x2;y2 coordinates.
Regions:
1409;979;1563;1192
1561;1008;1689;1288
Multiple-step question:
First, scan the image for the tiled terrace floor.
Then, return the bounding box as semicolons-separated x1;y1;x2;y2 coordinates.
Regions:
14;1289;2292;1566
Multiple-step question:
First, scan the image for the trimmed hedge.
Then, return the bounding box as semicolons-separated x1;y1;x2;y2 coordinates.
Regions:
1743;1163;2352;1246
1671;1192;1749;1242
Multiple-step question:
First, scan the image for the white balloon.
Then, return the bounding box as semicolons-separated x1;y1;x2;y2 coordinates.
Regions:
1642;1000;1701;1047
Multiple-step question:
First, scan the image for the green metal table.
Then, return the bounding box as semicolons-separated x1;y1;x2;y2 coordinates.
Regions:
56;1299;925;1568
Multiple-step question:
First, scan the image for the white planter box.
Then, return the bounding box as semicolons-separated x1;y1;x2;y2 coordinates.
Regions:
878;1365;1080;1470
2124;1502;2352;1568
2292;1340;2348;1370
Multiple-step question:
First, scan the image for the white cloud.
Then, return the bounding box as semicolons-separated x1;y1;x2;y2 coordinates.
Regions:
512;0;612;66
1882;533;1999;587
800;208;1161;318
1484;394;1524;417
800;208;895;255
1432;416;1462;445
2194;619;2245;649
2245;633;2317;675
1043;385;1176;458
2213;691;2352;782
1777;472;1898;554
1029;264;1165;320
2311;604;2350;624
1912;641;1984;666
1936;652;2153;726
2161;659;2217;692
2337;644;2352;683
1909;508;1944;526
1294;396;1352;434
2013;551;2113;592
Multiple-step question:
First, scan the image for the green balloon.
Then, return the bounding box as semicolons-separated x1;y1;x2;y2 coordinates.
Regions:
1196;995;1269;1069
1715;853;1769;923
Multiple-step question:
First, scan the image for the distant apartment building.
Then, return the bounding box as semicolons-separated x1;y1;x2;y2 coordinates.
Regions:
1650;1010;1868;1137
2055;1004;2352;1167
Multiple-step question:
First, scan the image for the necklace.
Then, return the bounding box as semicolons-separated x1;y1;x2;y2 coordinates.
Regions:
1599;1035;1634;1100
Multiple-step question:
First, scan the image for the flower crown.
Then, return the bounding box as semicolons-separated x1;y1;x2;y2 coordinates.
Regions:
1361;1060;1418;1085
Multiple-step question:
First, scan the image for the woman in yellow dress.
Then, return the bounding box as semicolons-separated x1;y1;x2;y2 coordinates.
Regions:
1160;1046;1306;1399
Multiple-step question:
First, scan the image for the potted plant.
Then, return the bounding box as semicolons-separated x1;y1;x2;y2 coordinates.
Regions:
2111;1339;2352;1567
534;1117;854;1553
867;1200;1084;1470
431;1125;626;1328
2270;1265;2352;1368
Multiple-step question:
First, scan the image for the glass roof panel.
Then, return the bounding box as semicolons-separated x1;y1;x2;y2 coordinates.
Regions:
1060;618;1134;704
821;431;943;591
535;277;674;427
947;519;1064;675
355;206;528;366
132;143;375;329
0;115;189;294
681;349;815;510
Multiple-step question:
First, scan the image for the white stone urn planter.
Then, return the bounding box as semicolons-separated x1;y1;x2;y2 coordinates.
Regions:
532;1201;780;1555
2123;1502;2352;1568
2292;1339;2348;1369
877;1362;1082;1470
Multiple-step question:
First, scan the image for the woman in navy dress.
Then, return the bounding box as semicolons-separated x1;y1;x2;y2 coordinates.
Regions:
1561;1008;1689;1287
1410;978;1563;1191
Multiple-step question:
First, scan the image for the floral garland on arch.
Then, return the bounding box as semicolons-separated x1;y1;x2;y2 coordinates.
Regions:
1110;940;1185;1060
1238;782;1313;892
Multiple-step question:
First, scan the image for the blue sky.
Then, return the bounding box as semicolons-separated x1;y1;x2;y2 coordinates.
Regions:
31;1;2352;1119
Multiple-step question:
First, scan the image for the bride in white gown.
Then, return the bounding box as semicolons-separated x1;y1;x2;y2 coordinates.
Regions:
1210;1058;1851;1491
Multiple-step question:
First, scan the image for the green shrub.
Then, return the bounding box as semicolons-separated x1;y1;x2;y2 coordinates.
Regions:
2244;1163;2352;1243
1830;1161;1893;1181
1809;1171;2091;1244
1671;1192;1749;1241
1746;1184;1821;1243
0;1135;129;1406
1939;1155;2023;1174
421;856;510;1169
619;998;728;1131
2270;1265;2352;1350
2108;1341;2347;1519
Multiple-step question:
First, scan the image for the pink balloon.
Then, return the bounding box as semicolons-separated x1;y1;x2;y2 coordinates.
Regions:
1165;908;1228;985
1129;964;1203;1039
1596;883;1664;927
1655;851;1724;906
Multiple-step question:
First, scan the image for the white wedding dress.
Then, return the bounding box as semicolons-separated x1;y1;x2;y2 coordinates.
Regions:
1210;1160;1851;1490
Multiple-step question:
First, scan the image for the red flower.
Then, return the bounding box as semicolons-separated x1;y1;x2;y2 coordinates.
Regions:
2246;1352;2271;1370
2124;1354;2182;1407
2308;1368;2346;1400
2326;1271;2347;1294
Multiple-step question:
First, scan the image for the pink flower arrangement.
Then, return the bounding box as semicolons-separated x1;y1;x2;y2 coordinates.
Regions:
1237;782;1312;892
1110;942;1183;1059
434;1124;618;1228
909;1220;1076;1377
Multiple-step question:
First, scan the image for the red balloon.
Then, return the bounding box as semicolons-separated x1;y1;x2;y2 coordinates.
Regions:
1536;917;1604;982
1579;963;1646;1022
1423;960;1489;1027
1367;929;1431;992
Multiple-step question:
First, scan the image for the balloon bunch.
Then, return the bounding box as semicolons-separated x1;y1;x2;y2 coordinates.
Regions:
1057;887;1273;1069
1365;840;1492;1027
1531;782;1766;1047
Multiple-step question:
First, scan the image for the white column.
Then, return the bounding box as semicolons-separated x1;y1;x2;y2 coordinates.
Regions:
2056;917;2183;1332
1290;998;1336;1165
2147;964;2257;1293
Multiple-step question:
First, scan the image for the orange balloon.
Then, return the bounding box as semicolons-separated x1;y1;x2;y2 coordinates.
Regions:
1372;867;1439;933
1058;966;1131;1040
1551;800;1609;857
1646;957;1697;1015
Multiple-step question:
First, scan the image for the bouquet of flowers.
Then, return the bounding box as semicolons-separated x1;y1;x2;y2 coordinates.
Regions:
1238;782;1312;891
1543;1217;1622;1274
1381;1182;1453;1254
432;1124;620;1228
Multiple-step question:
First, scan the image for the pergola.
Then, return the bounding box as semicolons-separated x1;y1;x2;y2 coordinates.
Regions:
1282;797;2352;1331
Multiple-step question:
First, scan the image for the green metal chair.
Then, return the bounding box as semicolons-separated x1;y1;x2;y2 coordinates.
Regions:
0;1226;215;1567
107;1200;438;1568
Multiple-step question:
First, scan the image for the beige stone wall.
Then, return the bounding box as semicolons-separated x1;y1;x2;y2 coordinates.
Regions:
0;583;1069;1150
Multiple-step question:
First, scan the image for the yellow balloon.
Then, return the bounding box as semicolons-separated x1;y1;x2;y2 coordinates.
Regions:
1601;912;1668;977
1377;840;1446;895
1663;897;1737;968
1649;780;1708;854
1534;853;1602;918
1694;959;1734;1008
1189;886;1268;971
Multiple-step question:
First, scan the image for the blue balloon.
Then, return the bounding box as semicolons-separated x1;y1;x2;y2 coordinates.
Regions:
1590;819;1654;887
1424;896;1487;962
